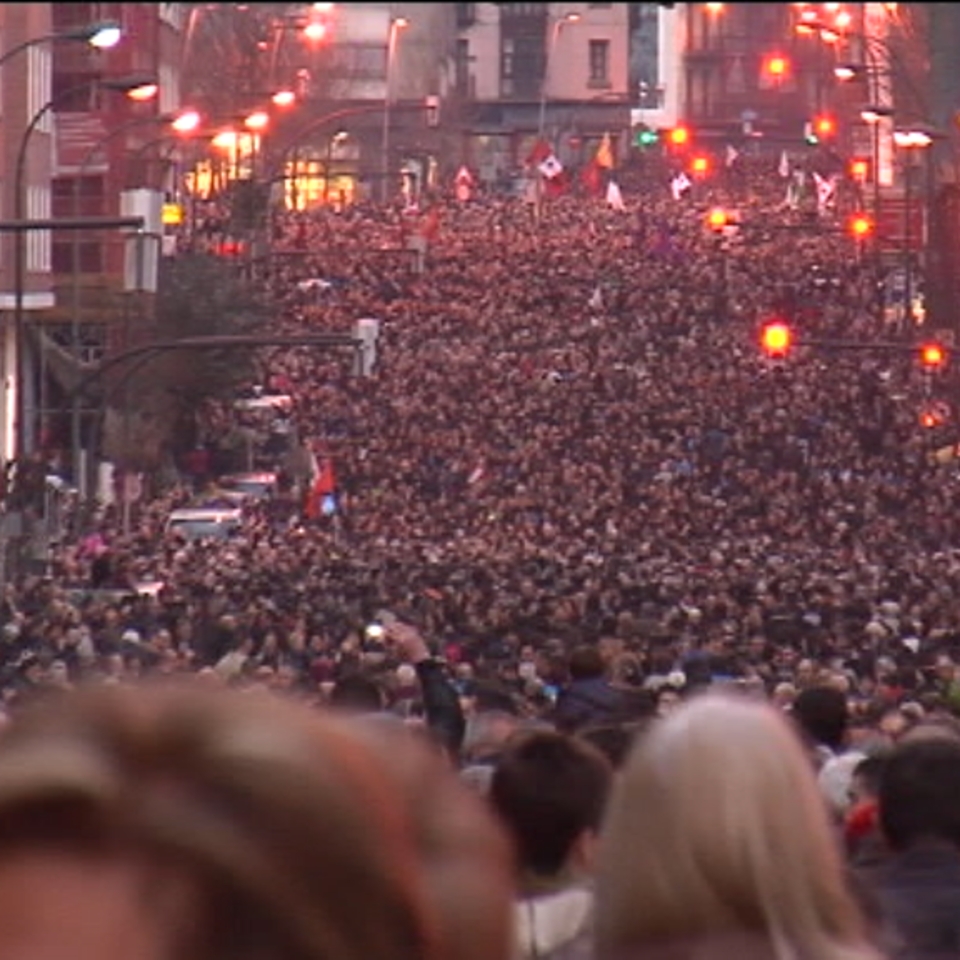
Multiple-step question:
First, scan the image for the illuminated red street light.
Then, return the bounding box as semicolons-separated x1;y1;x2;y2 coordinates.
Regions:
920;342;947;369
850;158;869;181
691;155;710;176
765;55;789;78
814;115;835;138
707;207;727;231
669;126;690;147
761;321;792;358
849;213;873;239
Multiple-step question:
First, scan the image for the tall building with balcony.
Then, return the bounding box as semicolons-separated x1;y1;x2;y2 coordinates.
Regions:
0;4;55;462
263;3;456;206
681;2;828;144
0;3;184;462
49;3;183;353
453;2;681;181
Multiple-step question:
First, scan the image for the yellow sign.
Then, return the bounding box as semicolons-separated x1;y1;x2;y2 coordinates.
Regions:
162;203;183;226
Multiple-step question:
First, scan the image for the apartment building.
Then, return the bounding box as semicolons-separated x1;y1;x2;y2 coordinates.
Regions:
0;3;182;462
453;2;681;180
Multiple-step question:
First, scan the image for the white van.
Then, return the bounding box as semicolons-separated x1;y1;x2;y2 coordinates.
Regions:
165;505;243;541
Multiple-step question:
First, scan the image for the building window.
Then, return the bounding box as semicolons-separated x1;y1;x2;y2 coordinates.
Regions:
629;3;660;105
455;38;471;96
499;4;545;18
456;3;476;27
328;44;388;80
52;71;103;112
500;35;542;98
589;39;611;87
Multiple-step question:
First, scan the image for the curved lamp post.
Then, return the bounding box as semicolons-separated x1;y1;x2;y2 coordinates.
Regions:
12;74;158;462
538;12;580;139
380;16;408;204
0;19;121;72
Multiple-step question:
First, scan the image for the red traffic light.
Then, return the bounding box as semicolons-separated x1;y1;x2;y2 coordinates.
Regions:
849;214;873;239
669;126;690;147
814;115;836;138
850;158;869;182
761;321;792;358
920;342;947;369
765;55;789;78
691;155;710;176
707;207;727;231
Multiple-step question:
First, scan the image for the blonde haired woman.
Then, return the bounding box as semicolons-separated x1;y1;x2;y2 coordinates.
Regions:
590;691;883;960
0;682;513;960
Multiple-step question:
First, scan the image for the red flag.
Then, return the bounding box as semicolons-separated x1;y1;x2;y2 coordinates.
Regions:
581;161;602;196
305;460;336;519
526;138;552;167
420;207;440;240
543;169;569;199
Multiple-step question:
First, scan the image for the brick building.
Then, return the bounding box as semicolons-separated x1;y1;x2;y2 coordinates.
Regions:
0;3;184;462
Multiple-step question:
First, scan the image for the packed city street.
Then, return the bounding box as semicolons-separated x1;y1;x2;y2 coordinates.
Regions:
3;2;960;959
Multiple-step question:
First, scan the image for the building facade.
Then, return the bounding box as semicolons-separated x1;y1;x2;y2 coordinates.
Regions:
251;2;456;207
0;4;55;462
452;2;681;182
0;2;183;463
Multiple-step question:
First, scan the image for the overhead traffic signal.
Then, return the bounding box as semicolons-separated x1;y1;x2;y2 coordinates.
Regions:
691;154;710;176
850;158;869;182
707;207;728;231
668;126;690;147
760;321;793;359
848;213;873;239
920;342;947;370
635;127;659;147
814;115;836;139
764;55;789;79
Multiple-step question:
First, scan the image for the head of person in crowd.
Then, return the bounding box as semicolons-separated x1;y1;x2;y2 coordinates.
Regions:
490;730;612;893
0;682;514;960
594;691;879;960
489;730;612;960
328;670;385;713
872;735;960;960
791;684;851;765
879;736;960;856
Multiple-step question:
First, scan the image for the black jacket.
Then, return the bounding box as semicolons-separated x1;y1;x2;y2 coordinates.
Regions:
868;839;960;960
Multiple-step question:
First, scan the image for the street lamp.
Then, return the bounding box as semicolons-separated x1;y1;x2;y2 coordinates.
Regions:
12;75;158;462
381;16;409;204
0;19;122;72
538;12;581;138
271;89;297;108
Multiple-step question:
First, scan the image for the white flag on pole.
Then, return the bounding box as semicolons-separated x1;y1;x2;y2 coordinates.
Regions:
813;172;836;213
606;179;626;211
778;150;790;178
454;165;474;203
670;172;692;201
538;154;564;180
725;144;739;168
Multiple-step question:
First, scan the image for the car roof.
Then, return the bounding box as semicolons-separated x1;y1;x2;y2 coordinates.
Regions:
219;472;277;483
168;507;242;521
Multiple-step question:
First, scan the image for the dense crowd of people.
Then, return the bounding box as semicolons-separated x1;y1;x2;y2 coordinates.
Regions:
1;147;960;957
